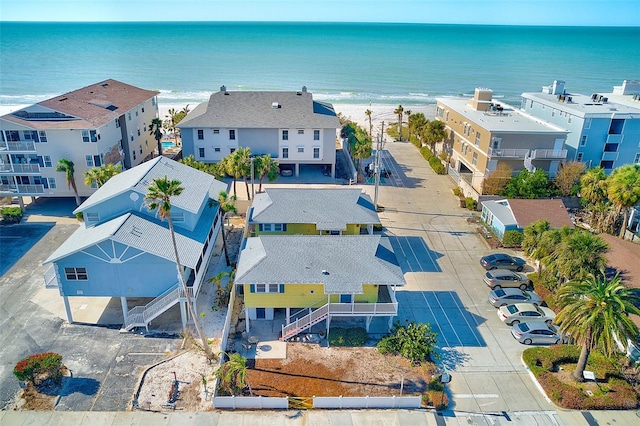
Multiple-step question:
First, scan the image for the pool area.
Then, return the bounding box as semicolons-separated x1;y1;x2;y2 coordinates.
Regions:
161;141;176;149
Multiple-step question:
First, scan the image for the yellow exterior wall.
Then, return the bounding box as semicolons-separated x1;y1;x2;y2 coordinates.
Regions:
243;283;379;307
253;223;362;236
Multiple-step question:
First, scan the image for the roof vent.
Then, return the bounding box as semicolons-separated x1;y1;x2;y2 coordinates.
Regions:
302;86;307;93
322;270;330;275
220;85;226;92
272;102;280;109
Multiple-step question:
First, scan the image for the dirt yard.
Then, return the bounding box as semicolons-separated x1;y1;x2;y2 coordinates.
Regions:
247;343;436;398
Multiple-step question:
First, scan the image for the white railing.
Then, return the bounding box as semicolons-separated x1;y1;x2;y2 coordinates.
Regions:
282;304;329;341
313;395;421;409
0;163;41;173
487;147;530;158
1;141;36;151
43;265;59;289
529;149;567;159
329;302;398;315
124;282;182;330
212;395;288;409
0;184;45;195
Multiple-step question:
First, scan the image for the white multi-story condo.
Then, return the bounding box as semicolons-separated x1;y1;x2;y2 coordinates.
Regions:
178;86;340;177
520;80;640;171
0;79;160;204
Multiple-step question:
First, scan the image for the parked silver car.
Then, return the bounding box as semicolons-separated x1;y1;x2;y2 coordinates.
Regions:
497;303;556;326
480;253;527;271
511;321;565;345
488;288;543;307
484;269;530;290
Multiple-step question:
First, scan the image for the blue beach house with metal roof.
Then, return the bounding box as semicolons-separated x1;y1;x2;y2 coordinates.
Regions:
43;156;228;330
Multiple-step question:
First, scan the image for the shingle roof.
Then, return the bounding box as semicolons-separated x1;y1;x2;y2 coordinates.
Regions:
2;79;159;129
75;156;228;214
44;212;204;268
178;90;340;129
234;235;405;293
250;188;380;230
507;198;574;229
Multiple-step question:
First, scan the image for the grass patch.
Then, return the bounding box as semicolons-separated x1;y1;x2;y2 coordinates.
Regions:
327;327;368;347
523;345;638;409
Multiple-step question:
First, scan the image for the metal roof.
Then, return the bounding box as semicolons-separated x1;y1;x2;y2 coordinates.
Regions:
250;188;380;229
234;235;405;294
178;90;340;129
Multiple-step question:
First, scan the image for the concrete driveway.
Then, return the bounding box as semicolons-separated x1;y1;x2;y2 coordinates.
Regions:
365;141;557;415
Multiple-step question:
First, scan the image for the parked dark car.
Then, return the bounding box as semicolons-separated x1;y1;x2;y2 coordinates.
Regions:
480;253;527;272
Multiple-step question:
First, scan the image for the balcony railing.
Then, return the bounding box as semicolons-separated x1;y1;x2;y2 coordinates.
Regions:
0;141;37;152
601;151;619;162
528;149;567;160
0;163;41;174
0;184;45;195
487;148;529;158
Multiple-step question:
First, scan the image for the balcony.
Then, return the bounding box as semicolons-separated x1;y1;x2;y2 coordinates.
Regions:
0;141;37;152
528;149;567;160
487;147;529;158
601;151;619;162
0;184;45;196
0;163;41;174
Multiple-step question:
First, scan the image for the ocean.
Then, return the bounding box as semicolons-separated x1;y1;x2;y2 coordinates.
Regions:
0;22;638;110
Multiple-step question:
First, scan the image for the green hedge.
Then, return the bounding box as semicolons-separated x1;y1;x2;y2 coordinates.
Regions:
502;230;523;247
428;156;446;174
522;345;638;409
419;146;434;161
1;206;23;224
465;197;478;210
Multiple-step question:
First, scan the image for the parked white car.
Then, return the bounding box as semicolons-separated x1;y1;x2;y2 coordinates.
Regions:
488;288;543;307
511;321;565;345
497;303;556;326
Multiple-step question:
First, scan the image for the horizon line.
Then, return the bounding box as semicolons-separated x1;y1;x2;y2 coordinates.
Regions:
1;20;639;28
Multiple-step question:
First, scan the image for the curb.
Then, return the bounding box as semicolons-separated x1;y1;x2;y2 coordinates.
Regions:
520;353;555;406
129;350;186;411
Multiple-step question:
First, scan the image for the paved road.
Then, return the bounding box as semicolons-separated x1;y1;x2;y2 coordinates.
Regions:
0;206;182;411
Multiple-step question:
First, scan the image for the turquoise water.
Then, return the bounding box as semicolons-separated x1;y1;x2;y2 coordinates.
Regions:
162;141;175;148
1;22;638;107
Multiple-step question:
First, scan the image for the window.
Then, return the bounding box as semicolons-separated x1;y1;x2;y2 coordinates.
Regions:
472;152;478;166
577;152;584;162
38;131;47;143
313;147;320;159
141;107;145;113
584;118;592;129
229;129;236;140
259;223;287;232
600;160;614;169
229;148;235;154
7;131;20;141
82;130;97;143
197;129;204;140
282;147;289;158
172;212;185;222
340;294;353;303
48;178;56;189
475;132;481;146
282;130;289;140
115;119;120;128
251;284;284;293
313;130;320;140
297;146;304;153
44;155;52;167
214;147;221;152
143;124;147;132
64;267;88;280
128;112;131;121
609;119;624;134
152;97;156;106
86;155;94;167
137;129;140;136
198;147;205;158
135;110;138;117
133;150;136;161
297;129;304;135
634;153;640;164
139;145;142;154
604;143;619;152
23;130;39;141
86;212;99;222
213;129;220;134
580;135;587;146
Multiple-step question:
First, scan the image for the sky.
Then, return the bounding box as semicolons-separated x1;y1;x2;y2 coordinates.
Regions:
0;0;638;26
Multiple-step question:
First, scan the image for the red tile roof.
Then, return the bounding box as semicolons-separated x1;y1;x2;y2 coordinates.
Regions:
508;198;574;229
2;79;159;129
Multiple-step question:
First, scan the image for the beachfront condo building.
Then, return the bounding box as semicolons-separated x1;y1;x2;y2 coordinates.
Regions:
178;86;340;178
435;88;569;199
0;79;159;205
520;80;640;172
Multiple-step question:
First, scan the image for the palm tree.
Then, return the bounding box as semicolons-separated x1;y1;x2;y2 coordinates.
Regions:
364;109;373;138
404;109;412;140
165;107;178;145
149;117;164;157
537;227;573;285
145;177;215;361
394;105;404;140
353;138;373;172
555;273;640;382
218;190;238;267
554;230;608;285
83;163;122;188
606;164;640;238
424;120;447;153
224;149;251;200
215;352;252;396
254;155;279;193
522;220;550;275
56;158;81;206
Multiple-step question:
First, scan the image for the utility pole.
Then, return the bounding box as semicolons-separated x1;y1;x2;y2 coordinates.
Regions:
250;156;255;199
373;121;385;211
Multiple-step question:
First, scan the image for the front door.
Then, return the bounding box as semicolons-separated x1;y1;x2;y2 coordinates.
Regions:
256;308;266;319
340;294;353;303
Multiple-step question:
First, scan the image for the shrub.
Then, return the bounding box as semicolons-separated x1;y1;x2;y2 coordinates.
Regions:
75;212;84;221
425;390;449;410
1;206;23;224
428;156;446;174
465;197;477;210
328;327;367;347
377;321;438;364
452;187;462;197
502;230;523;247
13;352;63;384
419;146;434;161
